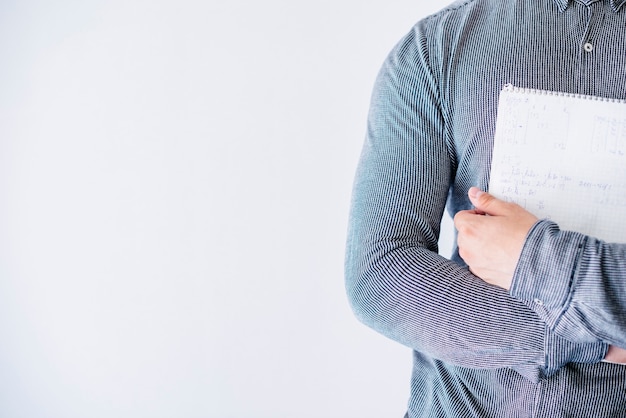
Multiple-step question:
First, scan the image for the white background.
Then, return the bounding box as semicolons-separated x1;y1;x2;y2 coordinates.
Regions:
0;1;453;417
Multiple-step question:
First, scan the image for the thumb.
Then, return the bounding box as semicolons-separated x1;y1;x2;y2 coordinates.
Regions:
468;187;509;215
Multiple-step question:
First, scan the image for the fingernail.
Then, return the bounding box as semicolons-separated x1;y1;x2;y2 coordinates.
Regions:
468;187;483;199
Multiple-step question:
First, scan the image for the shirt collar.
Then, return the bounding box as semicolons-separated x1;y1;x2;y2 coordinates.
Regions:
552;0;626;12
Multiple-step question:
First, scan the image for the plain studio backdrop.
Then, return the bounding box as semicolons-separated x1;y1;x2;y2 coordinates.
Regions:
0;1;454;417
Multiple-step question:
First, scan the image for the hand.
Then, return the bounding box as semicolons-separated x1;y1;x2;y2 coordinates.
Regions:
604;345;626;365
454;187;538;290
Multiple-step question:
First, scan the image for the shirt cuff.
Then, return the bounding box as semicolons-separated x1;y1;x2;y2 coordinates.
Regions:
509;220;587;324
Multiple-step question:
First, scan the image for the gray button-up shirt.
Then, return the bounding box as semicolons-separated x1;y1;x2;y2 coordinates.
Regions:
346;0;626;416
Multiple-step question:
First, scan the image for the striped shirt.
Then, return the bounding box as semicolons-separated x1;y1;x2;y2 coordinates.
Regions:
345;0;626;416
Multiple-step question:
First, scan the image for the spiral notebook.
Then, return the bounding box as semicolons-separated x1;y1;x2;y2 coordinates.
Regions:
489;84;626;243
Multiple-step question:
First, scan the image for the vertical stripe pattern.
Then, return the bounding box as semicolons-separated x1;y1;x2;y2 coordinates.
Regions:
346;0;626;416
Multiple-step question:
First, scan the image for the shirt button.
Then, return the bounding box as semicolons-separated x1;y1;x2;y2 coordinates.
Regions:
534;298;544;306
584;42;594;52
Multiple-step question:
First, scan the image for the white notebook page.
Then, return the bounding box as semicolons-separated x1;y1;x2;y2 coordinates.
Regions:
489;84;626;243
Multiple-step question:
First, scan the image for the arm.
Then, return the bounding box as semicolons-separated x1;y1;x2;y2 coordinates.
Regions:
345;27;605;375
455;188;626;353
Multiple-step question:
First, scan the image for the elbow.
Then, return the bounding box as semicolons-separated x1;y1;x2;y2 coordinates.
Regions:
345;266;368;325
345;255;386;332
344;228;407;335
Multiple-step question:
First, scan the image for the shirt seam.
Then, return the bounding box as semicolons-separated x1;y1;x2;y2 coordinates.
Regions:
417;11;460;184
421;0;478;22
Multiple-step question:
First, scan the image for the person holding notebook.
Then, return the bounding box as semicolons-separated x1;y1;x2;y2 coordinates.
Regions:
345;0;626;416
456;186;626;362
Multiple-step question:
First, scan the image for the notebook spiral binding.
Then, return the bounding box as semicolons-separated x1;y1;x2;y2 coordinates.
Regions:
502;83;626;104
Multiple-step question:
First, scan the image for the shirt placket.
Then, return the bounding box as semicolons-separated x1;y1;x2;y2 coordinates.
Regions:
577;1;606;94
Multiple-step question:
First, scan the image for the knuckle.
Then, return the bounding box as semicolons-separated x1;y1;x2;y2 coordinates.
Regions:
458;246;472;263
453;212;466;227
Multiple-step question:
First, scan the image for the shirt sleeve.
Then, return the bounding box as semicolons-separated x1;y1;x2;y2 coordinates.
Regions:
510;219;626;348
345;25;606;376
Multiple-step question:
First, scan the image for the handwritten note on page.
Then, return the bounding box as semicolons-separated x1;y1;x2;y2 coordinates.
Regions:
489;85;626;243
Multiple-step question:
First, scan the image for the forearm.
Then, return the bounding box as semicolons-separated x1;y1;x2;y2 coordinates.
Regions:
346;220;605;373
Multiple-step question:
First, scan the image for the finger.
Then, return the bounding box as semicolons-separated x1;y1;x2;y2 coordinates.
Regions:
453;210;476;229
454;208;484;220
467;187;508;216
